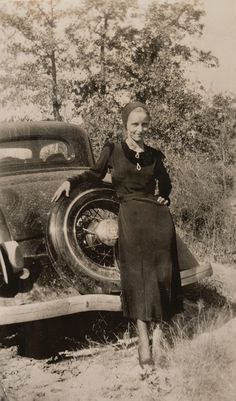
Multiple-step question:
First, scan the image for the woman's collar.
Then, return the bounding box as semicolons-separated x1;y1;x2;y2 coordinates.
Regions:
125;138;145;153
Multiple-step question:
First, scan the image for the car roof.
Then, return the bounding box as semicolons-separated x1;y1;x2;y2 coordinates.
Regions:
0;121;87;141
0;121;95;166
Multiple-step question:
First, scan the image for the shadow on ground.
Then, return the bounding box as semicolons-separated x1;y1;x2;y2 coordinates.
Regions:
0;311;133;359
0;278;233;360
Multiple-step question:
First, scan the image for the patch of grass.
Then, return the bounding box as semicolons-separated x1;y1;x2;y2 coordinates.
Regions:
150;274;236;401
157;276;232;345
159;316;236;401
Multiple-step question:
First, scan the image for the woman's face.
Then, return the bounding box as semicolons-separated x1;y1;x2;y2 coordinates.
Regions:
126;108;150;143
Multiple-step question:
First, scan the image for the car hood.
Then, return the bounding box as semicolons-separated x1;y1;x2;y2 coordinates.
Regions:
0;168;88;242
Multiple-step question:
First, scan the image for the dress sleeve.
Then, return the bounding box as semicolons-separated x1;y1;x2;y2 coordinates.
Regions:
154;150;172;201
67;142;114;188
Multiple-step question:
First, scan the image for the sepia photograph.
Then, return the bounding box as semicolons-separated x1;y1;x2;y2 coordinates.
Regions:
0;0;235;400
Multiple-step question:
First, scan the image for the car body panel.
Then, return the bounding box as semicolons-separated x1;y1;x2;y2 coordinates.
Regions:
0;169;88;245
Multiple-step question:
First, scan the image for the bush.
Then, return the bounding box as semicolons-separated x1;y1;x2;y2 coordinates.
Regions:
167;149;235;262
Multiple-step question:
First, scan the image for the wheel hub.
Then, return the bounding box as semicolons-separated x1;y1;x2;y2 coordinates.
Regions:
86;218;118;247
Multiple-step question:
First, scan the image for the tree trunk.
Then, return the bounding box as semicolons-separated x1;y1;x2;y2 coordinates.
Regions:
100;14;108;95
221;144;227;194
50;50;62;121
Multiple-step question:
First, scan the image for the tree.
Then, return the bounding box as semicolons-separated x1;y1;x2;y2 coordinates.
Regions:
66;0;138;97
0;0;77;120
60;0;138;148
67;0;219;154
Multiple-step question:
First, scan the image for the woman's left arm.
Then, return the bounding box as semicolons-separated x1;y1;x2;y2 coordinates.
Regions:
154;151;172;205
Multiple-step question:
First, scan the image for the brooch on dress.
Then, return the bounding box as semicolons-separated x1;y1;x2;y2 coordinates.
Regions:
135;152;141;171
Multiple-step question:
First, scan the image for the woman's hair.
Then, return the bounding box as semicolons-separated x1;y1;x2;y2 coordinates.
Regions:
121;101;150;128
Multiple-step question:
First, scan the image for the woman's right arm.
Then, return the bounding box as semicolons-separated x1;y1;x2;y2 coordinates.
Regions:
52;142;113;202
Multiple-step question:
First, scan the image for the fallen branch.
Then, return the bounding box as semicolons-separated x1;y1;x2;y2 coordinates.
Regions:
47;336;138;363
0;383;8;401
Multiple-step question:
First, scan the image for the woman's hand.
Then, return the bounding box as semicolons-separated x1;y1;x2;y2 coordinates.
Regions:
51;181;71;202
157;196;169;205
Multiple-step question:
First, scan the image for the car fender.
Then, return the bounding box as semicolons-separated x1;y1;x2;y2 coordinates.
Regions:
0;208;24;285
0;208;11;243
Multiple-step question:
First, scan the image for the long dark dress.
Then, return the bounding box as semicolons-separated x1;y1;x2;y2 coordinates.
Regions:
69;141;183;322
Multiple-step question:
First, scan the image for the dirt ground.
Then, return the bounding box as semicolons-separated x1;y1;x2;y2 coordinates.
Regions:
1;263;236;401
1;344;155;401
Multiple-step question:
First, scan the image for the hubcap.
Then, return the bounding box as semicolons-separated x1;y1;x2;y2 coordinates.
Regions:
86;218;118;247
73;199;119;270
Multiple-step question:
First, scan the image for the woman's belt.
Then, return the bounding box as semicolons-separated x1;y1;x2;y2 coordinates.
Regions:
119;193;159;205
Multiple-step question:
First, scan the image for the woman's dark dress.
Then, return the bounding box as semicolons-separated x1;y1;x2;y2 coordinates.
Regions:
69;141;183;322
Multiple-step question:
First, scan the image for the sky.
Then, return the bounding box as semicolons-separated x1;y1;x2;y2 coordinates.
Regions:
186;0;236;95
54;0;236;95
137;0;236;95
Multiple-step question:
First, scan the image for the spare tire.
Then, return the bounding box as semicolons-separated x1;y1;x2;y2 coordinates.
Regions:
47;183;121;294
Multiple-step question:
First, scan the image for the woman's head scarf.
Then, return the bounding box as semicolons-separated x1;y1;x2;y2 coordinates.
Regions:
121;101;150;128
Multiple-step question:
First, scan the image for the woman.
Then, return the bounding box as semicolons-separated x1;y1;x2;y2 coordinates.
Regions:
52;101;183;370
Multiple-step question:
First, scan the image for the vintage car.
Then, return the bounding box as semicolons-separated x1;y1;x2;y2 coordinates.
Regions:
0;121;212;325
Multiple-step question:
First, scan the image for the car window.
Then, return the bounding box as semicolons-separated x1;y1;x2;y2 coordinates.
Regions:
40;142;74;162
0;138;75;169
0;147;32;161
